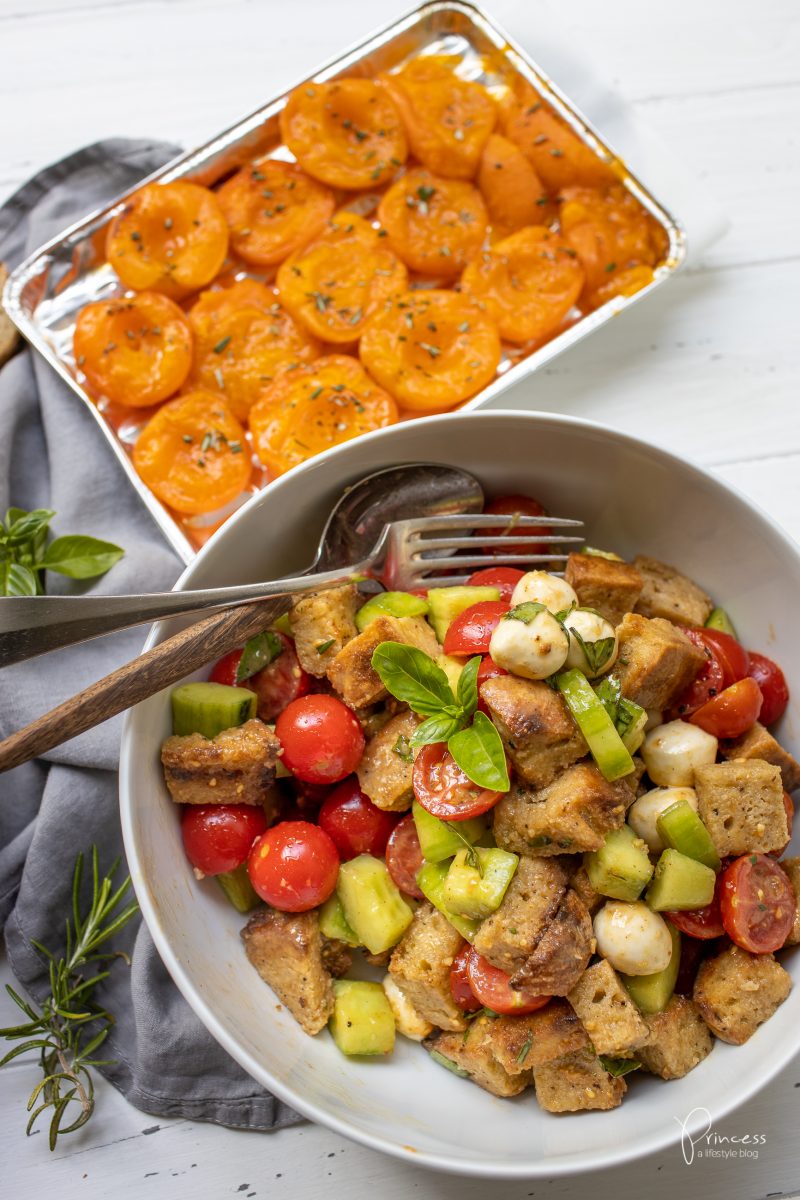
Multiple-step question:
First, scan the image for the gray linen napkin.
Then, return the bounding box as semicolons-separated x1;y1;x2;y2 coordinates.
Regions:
0;140;300;1130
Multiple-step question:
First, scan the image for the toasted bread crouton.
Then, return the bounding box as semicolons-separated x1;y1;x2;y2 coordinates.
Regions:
493;762;626;856
780;857;800;945
694;760;788;855
424;1018;532;1097
564;553;643;628
480;675;587;789
567;959;650;1056
637;996;713;1079
473;856;570;974
633;555;712;627
320;937;353;979
694;944;791;1044
161;719;281;807
570;864;603;915
533;1048;626;1112
289;585;359;677
615;613;706;711
511;889;594;997
356;710;419;811
720;721;800;794
382;975;433;1041
388;902;466;1032
327;614;439;709
489;999;590;1075
241;908;334;1035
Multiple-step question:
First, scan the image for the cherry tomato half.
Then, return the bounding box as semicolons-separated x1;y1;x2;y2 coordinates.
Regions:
413;742;504;821
385;813;425;900
481;494;549;557
465;948;550;1015
210;633;311;722
671;630;725;718
689;676;763;739
450;944;482;1013
467;566;524;603
181;804;267;876
318;776;398;860
698;628;749;687
442;600;509;657
719;853;795;953
747;651;789;727
275;695;365;784
770;792;795;860
247;820;339;912
665;871;725;940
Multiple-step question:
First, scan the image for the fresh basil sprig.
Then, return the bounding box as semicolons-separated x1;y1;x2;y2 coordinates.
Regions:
0;507;124;596
235;630;284;683
599;1056;641;1078
371;642;510;793
569;623;616;675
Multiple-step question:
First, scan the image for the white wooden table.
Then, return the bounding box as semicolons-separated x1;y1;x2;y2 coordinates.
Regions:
2;0;800;1195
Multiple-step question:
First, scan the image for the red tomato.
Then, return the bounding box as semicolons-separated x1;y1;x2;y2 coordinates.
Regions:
385;813;425;900
442;600;509;656
665;873;725;940
413;742;504;821
210;634;311;722
770;792;795;859
275;695;365;784
467;566;524;603
476;654;507;715
481;494;549;557
318;777;398;860
673;933;711;996
671;630;725;718
719;854;795;953
747;651;789;726
450;944;482;1013
181;804;266;876
698;629;749;687
689;676;763;739
208;649;242;687
247;820;339;912
466;948;550;1016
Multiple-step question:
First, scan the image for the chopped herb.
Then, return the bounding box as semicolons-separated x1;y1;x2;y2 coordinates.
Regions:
550;148;564;158
458;321;470;333
316;638;336;654
392;734;414;763
605;261;617;272
418;342;441;358
354;129;368;142
308;291;332;312
164;217;173;230
377;228;388;237
516;1031;534;1065
439;245;451;257
349;308;363;325
229;441;243;453
214;367;225;389
130;231;142;242
533;135;549;146
370;167;383;180
526;102;541;114
182;434;193;444
213;336;231;354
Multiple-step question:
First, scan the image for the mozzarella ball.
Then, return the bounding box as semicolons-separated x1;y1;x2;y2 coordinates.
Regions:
563;608;618;678
382;976;432;1041
645;708;663;732
641;719;718;787
593;901;674;976
489;608;569;680
510;570;577;615
628;786;699;852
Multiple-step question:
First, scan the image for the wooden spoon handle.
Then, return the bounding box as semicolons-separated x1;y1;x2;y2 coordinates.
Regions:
0;599;288;774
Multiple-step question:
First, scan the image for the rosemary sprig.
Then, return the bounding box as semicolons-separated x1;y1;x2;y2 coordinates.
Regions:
0;847;139;1150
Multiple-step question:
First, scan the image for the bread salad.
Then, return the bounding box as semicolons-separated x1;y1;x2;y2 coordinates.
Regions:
73;57;666;540
159;494;799;1114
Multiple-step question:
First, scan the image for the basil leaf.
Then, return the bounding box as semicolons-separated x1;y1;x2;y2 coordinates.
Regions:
448;711;510;792
371;642;457;716
6;508;55;548
599;1056;641;1078
410;713;464;748
593;674;621;722
3;562;38;596
235;630;284;683
570;624;616;676
456;655;481;718
505;601;546;624
392;734;414;763
39;535;124;579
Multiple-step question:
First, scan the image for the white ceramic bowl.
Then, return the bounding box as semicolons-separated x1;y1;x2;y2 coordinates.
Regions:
120;410;800;1178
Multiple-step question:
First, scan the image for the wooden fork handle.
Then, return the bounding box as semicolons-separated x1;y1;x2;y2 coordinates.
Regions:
0;598;288;774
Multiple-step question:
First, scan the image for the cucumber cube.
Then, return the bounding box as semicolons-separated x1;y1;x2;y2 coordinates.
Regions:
337;855;413;955
416;860;482;941
646;849;716;912
319;894;360;947
584;825;654;902
427;586;500;643
443;847;519;919
355;591;429;632
656;800;721;871
621;923;681;1014
215;864;260;913
329;981;395;1056
171;681;256;738
412;800;487;863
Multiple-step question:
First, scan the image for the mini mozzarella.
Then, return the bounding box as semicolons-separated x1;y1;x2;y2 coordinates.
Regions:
382;976;432;1041
645;708;663;732
562;608;618;678
641;719;718;787
593;901;674;976
628;786;699;852
510;570;577;615
489;608;569;680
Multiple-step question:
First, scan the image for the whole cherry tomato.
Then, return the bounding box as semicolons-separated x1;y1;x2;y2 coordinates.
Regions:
746;651;789;727
413;743;504;821
385;813;425;900
181;804;267;876
443;600;509;656
276;695;365;784
247;820;339;912
689;676;763;739
481;494;549;557
697;629;750;687
209;633;311;722
465;948;550;1015
671;630;725;718
318;777;398;860
467;566;524;603
450;944;482;1012
719;853;795;953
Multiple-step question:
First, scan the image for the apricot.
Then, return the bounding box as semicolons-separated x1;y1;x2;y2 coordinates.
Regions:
217;159;334;266
377;168;487;280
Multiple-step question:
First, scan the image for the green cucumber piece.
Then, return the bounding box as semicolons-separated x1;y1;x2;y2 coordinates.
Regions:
618;698;647;753
556;669;635;782
656;800;721;871
171;681;256;738
336;855;413;954
416;860;481;942
272;611;292;635
426;586;500;643
621;923;681;1014
705;607;737;638
437;653;465;693
646;849;716;912
442;847;519;919
319;894;360;947
584;825;654;902
356;591;429;631
412;800;487;863
329;980;395;1056
215;864;260;913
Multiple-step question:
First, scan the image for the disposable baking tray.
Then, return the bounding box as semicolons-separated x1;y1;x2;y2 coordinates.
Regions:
3;0;686;564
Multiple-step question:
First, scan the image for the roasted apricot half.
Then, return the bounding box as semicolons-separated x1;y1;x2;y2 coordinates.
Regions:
503;99;616;192
377;168;487;279
477;133;556;236
559;184;668;301
217;159;335;266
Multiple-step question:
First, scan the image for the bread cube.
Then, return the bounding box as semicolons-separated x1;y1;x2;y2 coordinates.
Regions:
489;999;590;1075
633;555;712;627
511;890;594;997
720;721;800;794
779;856;800;946
424;1018;532;1097
637;996;713;1079
161;719;280;808
564;552;643;628
569;864;604;915
327;614;439;709
472;855;570;974
693;943;791;1044
356;709;419;811
695;759;789;855
289;584;359;677
533;1048;626;1112
480;675;587;789
615;613;706;711
388;902;466;1032
492;762;626;856
241;908;334;1035
568;959;651;1056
